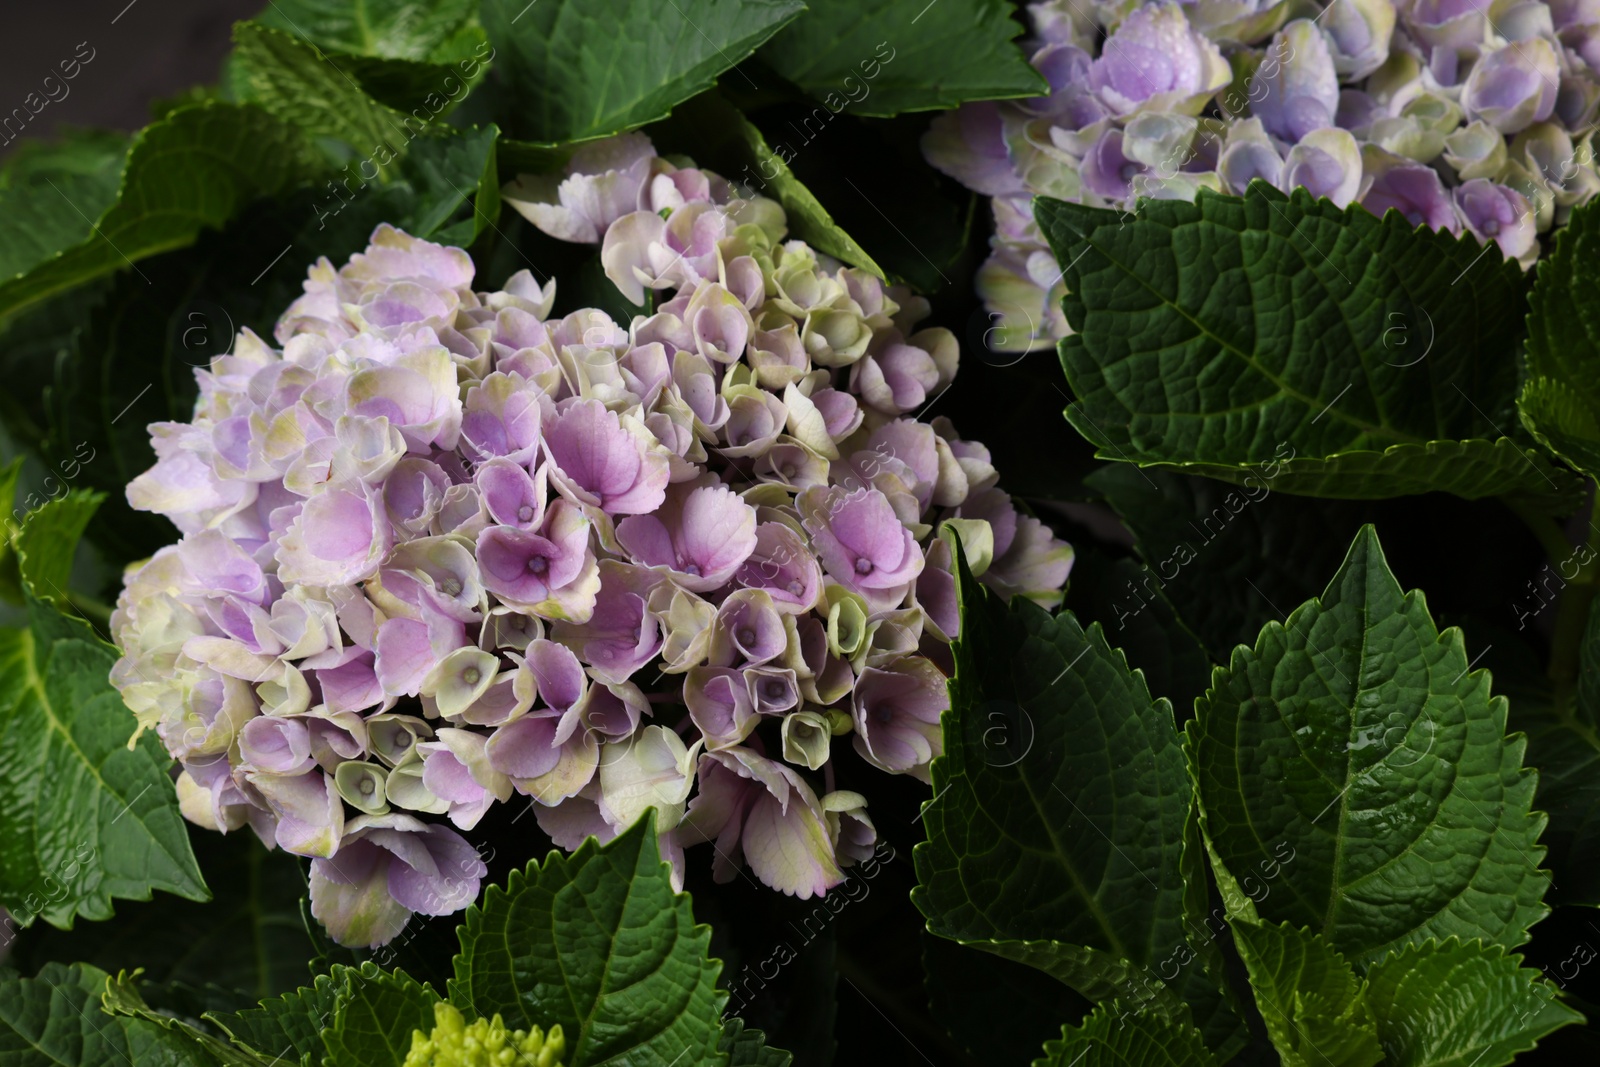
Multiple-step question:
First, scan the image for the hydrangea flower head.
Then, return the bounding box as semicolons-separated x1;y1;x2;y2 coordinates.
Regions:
114;138;1073;946
925;0;1599;351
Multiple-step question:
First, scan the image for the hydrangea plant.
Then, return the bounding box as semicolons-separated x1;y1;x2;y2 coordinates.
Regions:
926;0;1600;350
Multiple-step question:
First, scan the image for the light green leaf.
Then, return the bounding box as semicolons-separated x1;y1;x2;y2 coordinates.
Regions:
1038;184;1583;512
760;0;1045;116
13;488;100;605
1519;200;1600;477
0;494;206;928
0;129;129;284
103;971;269;1067
451;813;728;1066
320;964;440;1067
911;548;1196;1004
0;963;216;1066
257;0;480;60
1034;1000;1220;1067
1230;921;1382;1067
1364;939;1584;1067
481;0;805;144
0;102;319;324
232;22;415;156
1188;526;1550;966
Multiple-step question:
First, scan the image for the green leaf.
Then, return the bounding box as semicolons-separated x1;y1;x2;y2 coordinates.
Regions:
1188;525;1550;966
0;495;206;927
718;1018;792;1067
232;22;415;155
912;549;1195;1001
1230;921;1382;1067
12;488;99;604
0;102;319;324
451;813;727;1066
320;964;440;1067
1519;199;1600;477
206;973;344;1067
0;963;216;1066
0;129;129;284
1034;1000;1220;1067
759;0;1045;116
15;829;318;1000
256;0;481;59
482;0;805;144
1038;184;1584;512
1364;939;1584;1067
1085;464;1371;661
103;971;269;1067
404;124;501;245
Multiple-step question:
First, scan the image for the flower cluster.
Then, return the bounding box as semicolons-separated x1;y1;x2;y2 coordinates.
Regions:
404;1003;564;1067
112;133;1073;946
926;0;1600;350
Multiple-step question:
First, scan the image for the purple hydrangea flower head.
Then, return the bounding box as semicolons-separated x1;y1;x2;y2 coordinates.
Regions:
114;139;1073;943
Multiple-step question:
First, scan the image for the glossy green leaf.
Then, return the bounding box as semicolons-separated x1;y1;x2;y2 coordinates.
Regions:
0;102;319;324
1188;525;1549;966
256;0;480;60
760;0;1044;116
451;813;727;1066
912;548;1194;1000
1519;199;1600;477
0;495;206;928
0;129;129;284
1038;184;1583;512
482;0;804;144
1230;921;1382;1067
1364;939;1583;1067
1034;1000;1220;1067
0;963;217;1067
320;964;440;1067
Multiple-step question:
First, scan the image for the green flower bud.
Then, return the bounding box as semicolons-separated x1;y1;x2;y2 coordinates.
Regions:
404;1002;565;1067
823;705;855;737
368;714;434;767
386;760;449;814
824;586;871;659
1444;121;1507;181
782;710;832;771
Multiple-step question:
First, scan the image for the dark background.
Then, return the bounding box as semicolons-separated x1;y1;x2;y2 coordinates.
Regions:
0;0;259;158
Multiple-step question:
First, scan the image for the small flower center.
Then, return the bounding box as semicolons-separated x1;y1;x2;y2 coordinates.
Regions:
764;680;786;701
510;615;527;630
787;579;804;596
395;734;410;749
854;558;874;576
359;778;375;796
737;626;757;646
1120;162;1141;182
463;667;481;685
527;555;550;575
873;705;893;725
518;504;535;522
1482;218;1500;236
441;578;462;597
683;562;702;577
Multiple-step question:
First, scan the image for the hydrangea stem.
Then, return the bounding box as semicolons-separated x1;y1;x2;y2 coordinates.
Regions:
1506;488;1600;702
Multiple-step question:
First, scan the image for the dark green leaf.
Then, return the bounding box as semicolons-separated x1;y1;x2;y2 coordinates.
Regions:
1038;185;1583;512
232;22;416;155
206;973;344;1067
760;0;1044;116
1364;939;1583;1067
1085;464;1371;661
1034;999;1220;1067
102;971;267;1067
912;549;1194;1000
482;0;804;144
1188;526;1550;966
0;102;319;324
922;932;1090;1066
718;1017;792;1067
320;963;439;1067
1519;199;1600;477
1230;921;1382;1067
0;963;216;1066
0;129;129;284
451;813;727;1066
0;496;205;928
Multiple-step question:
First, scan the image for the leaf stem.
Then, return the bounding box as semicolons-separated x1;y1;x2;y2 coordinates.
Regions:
1510;488;1600;699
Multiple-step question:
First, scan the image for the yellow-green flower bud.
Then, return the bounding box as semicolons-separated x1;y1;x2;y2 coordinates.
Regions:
403;1002;565;1067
